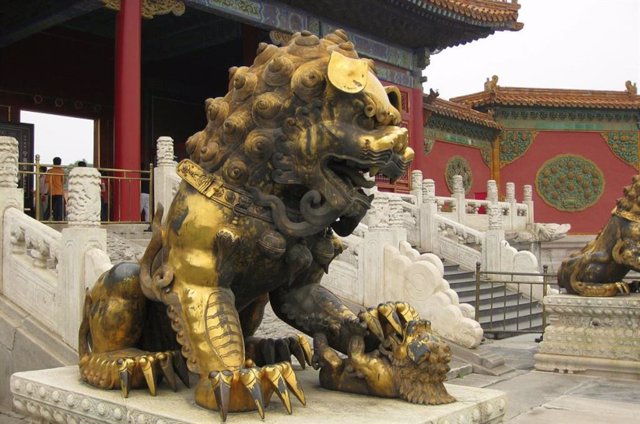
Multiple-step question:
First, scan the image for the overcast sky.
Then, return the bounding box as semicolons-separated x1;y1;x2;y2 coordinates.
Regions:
20;110;94;166
424;0;640;99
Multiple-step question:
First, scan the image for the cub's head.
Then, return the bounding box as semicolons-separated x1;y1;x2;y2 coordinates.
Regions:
185;30;413;237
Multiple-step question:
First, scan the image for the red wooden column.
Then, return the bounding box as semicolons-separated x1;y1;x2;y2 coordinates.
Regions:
114;0;141;221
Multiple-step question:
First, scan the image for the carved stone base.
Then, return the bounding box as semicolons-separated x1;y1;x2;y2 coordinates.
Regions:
12;366;507;424
535;293;640;378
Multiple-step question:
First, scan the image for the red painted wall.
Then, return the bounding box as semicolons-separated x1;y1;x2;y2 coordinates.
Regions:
501;131;637;234
424;140;491;197
379;81;423;192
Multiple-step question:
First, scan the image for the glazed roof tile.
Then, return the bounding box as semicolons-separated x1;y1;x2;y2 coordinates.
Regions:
424;92;501;129
417;0;523;28
278;0;522;51
451;80;640;109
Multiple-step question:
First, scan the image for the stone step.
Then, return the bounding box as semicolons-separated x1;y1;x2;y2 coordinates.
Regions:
444;269;476;281
446;358;473;380
479;310;544;329
458;291;522;306
474;297;541;315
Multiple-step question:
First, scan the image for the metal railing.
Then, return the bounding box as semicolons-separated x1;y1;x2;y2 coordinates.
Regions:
474;262;554;337
18;156;154;224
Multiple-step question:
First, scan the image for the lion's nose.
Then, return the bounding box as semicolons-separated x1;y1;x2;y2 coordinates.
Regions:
376;107;401;126
392;127;408;153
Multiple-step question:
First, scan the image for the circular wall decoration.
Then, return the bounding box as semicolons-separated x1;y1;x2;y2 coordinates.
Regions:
445;156;473;194
535;155;604;211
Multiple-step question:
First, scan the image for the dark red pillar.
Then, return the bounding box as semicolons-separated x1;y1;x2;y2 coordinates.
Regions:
114;0;142;221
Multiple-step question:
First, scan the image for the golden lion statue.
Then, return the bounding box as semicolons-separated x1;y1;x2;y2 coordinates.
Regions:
558;175;640;296
78;29;454;420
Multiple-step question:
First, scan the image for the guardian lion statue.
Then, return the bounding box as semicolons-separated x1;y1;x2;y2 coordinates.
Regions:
78;29;454;421
558;175;640;296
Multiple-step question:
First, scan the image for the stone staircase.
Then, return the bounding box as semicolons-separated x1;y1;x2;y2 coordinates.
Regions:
443;261;545;338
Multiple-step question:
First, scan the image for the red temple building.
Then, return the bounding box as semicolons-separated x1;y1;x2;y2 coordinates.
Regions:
424;77;640;234
0;0;522;219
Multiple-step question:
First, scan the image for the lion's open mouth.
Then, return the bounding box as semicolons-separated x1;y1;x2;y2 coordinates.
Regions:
326;157;378;190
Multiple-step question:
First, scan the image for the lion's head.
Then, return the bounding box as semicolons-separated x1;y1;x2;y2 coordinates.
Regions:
185;29;414;238
384;320;455;405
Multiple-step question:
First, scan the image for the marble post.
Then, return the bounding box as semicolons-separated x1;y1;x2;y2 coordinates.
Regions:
483;197;504;272
154;136;180;223
0;136;23;294
58;167;107;347
419;179;438;254
452;175;465;224
505;182;516;230
363;196;395;306
523;184;534;228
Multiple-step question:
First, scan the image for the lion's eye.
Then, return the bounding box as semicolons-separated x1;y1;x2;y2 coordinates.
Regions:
357;115;376;130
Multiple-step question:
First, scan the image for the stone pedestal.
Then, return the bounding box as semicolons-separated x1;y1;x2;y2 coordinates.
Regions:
535;293;640;378
12;366;507;424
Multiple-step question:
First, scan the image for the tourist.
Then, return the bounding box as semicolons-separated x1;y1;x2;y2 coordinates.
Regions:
140;168;150;221
38;166;49;219
45;157;65;221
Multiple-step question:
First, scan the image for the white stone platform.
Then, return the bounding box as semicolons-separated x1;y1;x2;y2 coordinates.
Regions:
535;293;640;378
11;366;507;424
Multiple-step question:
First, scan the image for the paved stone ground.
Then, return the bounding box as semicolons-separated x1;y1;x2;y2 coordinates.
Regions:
448;334;640;423
4;315;640;423
0;405;27;423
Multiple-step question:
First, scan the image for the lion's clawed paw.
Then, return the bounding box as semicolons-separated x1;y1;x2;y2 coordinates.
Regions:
79;349;189;398
245;334;312;369
207;361;305;421
358;301;420;340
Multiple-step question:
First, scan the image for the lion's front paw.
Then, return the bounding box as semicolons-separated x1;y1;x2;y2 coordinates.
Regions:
358;301;421;340
245;335;312;369
79;349;189;398
196;361;305;421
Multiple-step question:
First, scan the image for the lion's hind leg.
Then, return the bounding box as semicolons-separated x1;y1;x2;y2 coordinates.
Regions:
79;263;189;397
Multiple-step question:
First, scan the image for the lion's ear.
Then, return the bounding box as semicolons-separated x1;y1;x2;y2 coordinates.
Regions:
327;51;368;94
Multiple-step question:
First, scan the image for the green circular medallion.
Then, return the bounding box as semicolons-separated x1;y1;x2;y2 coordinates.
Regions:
535;155;604;211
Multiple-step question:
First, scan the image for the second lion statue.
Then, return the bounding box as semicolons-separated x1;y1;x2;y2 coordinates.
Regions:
78;29;454;421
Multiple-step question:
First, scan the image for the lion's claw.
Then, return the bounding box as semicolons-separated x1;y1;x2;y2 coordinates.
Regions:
359;302;421;340
209;370;234;422
617;281;631;295
80;349;187;399
240;368;265;419
245;335;313;369
204;362;304;421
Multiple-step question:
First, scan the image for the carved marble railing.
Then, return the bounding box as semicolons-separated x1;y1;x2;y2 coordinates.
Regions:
407;170;569;275
3;208;60;329
322;195;483;348
0;136;109;348
415;174;534;233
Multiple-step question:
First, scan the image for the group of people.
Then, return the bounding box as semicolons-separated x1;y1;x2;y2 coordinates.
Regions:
35;158;150;222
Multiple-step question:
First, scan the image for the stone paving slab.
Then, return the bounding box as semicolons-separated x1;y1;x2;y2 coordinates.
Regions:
511;394;640;424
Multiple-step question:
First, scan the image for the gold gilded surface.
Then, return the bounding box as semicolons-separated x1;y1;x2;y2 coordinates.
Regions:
78;30;449;421
558;175;640;296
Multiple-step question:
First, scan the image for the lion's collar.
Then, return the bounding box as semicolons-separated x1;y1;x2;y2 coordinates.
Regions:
176;159;274;224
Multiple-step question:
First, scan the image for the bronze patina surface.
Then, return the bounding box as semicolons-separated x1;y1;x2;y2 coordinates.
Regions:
558;175;640;296
79;29;455;420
